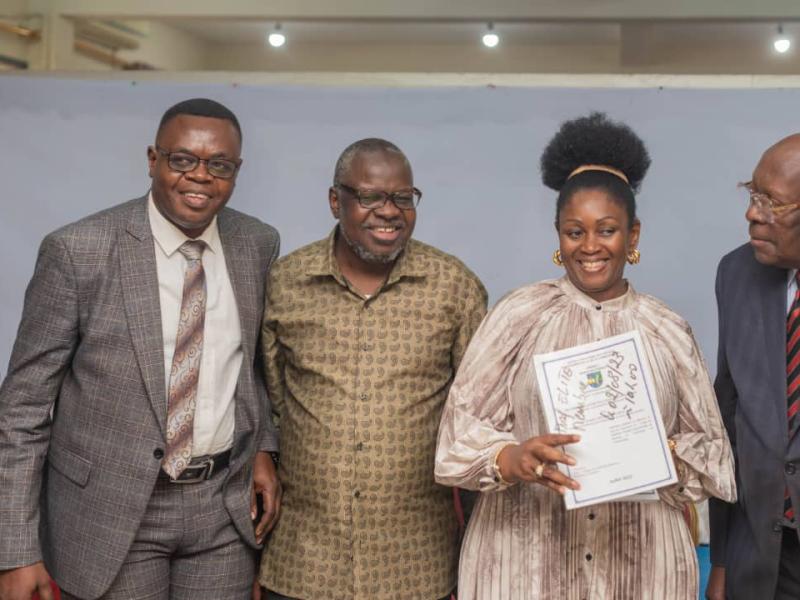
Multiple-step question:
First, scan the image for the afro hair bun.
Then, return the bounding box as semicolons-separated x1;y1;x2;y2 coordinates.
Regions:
540;112;651;193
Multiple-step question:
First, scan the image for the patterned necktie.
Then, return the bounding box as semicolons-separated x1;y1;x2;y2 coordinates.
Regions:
785;273;800;520
162;240;207;479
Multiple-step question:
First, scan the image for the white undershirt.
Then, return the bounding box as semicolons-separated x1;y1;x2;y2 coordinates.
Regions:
148;194;242;456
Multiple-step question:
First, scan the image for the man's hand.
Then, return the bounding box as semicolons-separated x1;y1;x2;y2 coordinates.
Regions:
251;579;263;600
0;562;53;600
251;451;281;544
705;566;725;600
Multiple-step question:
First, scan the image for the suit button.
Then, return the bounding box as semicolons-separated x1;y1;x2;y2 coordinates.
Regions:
774;520;784;532
786;462;797;475
153;448;164;459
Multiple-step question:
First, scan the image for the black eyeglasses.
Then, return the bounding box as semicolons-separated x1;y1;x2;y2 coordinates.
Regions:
336;183;422;211
155;146;241;180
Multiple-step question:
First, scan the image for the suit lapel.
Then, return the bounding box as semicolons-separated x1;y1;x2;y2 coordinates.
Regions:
119;198;168;435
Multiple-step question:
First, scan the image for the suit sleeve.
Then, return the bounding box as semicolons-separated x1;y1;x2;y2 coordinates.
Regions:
0;234;79;569
257;234;281;452
710;258;737;568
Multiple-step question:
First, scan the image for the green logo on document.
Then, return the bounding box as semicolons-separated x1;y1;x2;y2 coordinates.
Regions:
586;371;603;388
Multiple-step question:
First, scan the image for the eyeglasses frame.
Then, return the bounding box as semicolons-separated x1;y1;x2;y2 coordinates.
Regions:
335;182;422;211
154;145;241;180
739;180;800;222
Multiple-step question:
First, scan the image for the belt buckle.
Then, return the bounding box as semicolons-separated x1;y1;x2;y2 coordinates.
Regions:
172;457;214;484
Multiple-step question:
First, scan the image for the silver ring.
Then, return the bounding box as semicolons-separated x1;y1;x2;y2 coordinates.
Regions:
534;463;545;478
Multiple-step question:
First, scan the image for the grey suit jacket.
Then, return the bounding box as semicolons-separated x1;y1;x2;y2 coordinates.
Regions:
710;243;798;599
0;196;279;599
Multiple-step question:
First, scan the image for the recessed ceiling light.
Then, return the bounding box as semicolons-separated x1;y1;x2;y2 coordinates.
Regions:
268;23;286;48
774;25;791;54
482;23;499;48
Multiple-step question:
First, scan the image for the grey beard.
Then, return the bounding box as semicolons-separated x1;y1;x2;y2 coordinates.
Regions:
339;225;404;265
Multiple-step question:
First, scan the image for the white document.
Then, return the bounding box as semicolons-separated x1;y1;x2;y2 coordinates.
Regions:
533;330;677;509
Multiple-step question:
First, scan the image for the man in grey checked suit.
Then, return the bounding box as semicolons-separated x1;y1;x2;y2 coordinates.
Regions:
0;98;281;600
708;134;800;600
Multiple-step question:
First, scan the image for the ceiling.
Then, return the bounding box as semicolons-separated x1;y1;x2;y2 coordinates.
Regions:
6;1;800;73
167;20;622;46
166;19;795;48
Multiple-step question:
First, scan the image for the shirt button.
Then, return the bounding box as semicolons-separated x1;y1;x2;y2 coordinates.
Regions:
585;553;593;561
595;305;602;311
356;442;364;451
360;393;368;400
678;486;685;493
786;462;797;475
153;448;164;459
361;343;368;351
354;490;361;498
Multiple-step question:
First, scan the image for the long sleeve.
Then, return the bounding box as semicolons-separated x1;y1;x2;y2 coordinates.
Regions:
256;236;281;452
0;234;79;569
450;275;488;371
436;288;543;492
261;267;287;421
709;260;737;567
659;331;737;509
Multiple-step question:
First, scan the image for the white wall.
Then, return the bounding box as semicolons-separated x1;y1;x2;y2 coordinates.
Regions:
0;75;787;379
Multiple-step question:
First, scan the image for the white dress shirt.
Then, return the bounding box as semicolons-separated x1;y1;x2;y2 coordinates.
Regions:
148;194;242;456
789;269;798;315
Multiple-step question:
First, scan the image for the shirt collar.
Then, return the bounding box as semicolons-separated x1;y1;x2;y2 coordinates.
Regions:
148;192;220;257
304;226;425;287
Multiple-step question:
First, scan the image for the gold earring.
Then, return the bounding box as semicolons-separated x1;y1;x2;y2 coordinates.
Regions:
552;249;563;266
627;249;641;265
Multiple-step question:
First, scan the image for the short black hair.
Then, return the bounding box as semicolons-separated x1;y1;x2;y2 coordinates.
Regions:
540;112;650;227
157;98;242;142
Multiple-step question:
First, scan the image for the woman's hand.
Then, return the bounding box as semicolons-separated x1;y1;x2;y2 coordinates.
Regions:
496;434;581;494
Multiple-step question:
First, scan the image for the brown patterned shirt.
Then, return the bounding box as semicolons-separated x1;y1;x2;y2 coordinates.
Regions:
259;229;487;600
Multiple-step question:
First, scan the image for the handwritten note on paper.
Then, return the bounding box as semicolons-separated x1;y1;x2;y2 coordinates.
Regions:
534;330;677;509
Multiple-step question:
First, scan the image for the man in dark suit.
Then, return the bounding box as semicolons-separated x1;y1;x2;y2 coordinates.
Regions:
0;98;281;600
708;134;800;600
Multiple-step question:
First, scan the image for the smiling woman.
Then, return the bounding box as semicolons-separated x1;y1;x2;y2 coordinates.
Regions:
434;112;736;600
542;112;648;301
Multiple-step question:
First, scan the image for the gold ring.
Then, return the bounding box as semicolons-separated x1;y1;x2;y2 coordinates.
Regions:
534;463;545;478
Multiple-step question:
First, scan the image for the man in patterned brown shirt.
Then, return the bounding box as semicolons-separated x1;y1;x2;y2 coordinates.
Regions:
257;138;487;600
